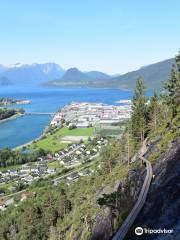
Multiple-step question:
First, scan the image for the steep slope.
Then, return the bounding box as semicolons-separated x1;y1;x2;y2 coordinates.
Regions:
0;63;65;86
127;138;180;240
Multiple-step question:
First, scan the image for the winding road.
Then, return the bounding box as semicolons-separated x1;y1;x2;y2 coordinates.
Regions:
113;143;153;240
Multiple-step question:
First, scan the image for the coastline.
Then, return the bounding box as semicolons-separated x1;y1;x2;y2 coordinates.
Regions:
0;113;23;124
13;133;44;151
13;122;50;150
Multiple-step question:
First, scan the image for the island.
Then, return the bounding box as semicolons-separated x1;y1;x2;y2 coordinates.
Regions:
0;98;31;106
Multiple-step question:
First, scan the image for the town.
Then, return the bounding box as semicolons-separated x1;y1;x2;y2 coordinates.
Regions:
0;98;31;105
0;137;108;210
0;101;131;210
50;102;131;127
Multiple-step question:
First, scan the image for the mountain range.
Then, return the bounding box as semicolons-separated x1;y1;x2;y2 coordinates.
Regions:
0;63;64;86
0;58;174;90
48;58;174;90
47;68;111;87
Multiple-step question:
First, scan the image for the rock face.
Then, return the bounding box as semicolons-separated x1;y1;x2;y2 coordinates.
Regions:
128;138;180;240
90;166;145;240
89;137;180;240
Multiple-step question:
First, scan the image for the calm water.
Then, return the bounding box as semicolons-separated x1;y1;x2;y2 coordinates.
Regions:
0;86;133;149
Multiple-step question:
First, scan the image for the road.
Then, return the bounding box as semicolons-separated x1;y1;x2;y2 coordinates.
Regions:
4;189;26;199
113;143;152;240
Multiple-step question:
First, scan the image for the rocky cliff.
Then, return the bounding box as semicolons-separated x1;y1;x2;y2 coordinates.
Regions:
127;138;180;240
89;137;180;240
89;163;145;240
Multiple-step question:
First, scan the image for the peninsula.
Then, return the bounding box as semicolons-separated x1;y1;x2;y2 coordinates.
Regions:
0;98;31;106
0;108;25;122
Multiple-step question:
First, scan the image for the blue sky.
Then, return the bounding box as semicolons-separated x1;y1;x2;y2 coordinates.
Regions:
0;0;179;73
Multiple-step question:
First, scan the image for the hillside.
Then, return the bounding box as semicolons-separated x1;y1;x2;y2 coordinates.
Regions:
127;138;180;240
54;67;93;84
85;71;111;80
0;53;179;240
104;58;174;90
48;58;174;90
47;68;111;87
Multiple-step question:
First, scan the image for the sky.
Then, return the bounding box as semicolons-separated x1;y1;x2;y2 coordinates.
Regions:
0;0;180;74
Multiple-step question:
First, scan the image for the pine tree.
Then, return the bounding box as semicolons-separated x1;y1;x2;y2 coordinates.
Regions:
101;141;118;173
148;90;159;131
57;188;71;219
165;51;180;117
121;123;135;165
131;77;147;145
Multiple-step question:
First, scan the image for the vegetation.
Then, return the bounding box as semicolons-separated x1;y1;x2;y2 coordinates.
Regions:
31;127;93;152
0;148;47;168
131;76;147;144
0;144;129;240
126;51;180;162
0;108;24;121
0;52;179;240
48;58;174;90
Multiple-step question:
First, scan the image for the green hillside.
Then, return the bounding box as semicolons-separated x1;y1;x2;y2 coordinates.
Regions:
96;58;174;90
47;58;174;90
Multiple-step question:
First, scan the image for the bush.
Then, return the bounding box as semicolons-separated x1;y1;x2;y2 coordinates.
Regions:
68;124;76;130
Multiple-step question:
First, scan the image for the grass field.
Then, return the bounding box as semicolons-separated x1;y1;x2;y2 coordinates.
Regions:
47;161;64;171
57;127;93;136
31;127;94;152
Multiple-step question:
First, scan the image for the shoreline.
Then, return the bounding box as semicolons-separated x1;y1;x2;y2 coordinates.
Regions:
13;133;44;151
13;122;50;151
43;84;132;91
0;113;23;124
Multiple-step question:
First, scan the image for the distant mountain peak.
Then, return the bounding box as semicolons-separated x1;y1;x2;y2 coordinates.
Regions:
7;63;27;68
59;67;89;82
66;67;80;72
0;63;65;86
47;58;174;90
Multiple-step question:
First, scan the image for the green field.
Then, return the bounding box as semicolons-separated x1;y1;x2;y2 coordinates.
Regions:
47;161;64;170
57;127;93;136
31;127;94;152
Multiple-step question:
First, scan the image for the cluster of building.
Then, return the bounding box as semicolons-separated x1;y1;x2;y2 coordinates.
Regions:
54;137;107;168
0;138;107;200
0;98;31;105
50;102;131;127
0;137;107;210
0;191;36;211
65;168;95;184
0;160;56;188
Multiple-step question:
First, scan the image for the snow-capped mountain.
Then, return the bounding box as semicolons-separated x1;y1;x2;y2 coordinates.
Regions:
0;63;65;86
